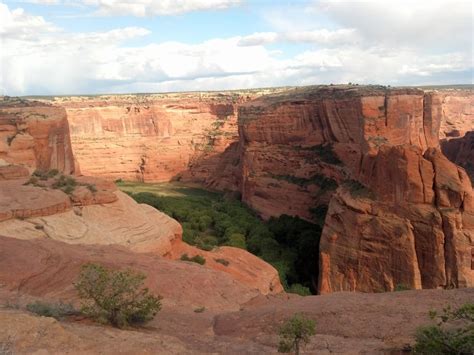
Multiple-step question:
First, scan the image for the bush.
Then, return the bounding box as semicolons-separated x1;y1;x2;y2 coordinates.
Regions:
74;263;162;328
26;301;77;320
287;284;312;296
394;284;411;291
414;303;474;354
214;258;230;266
226;233;247;249
278;313;316;354
180;254;206;265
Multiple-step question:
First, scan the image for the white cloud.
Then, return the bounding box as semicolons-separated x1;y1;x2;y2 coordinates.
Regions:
0;3;59;40
82;0;242;16
1;2;472;96
238;29;357;46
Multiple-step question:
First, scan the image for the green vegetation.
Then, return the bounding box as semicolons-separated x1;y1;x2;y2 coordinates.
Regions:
287;284;312;296
26;301;78;320
394;284;411;291
343;179;375;199
278;313;316;354
414;303;473;354
270;173;338;191
194;306;206;313
24;170;97;195
214;258;230;266
295;144;342;165
74;263;162;328
119;181;323;293
180;254;206;265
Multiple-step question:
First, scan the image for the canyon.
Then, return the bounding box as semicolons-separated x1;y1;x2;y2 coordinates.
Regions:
0;85;472;353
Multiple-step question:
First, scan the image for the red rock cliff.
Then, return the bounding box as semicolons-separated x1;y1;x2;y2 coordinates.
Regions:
0;97;75;177
52;90;282;190
237;86;473;293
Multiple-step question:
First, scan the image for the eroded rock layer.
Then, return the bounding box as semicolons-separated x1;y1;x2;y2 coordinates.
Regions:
0;97;75;175
52;90;281;190
237;86;473;293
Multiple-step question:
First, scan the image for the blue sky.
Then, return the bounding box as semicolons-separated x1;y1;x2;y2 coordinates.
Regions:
1;0;472;95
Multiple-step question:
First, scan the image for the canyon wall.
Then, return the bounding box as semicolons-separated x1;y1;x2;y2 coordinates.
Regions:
0;97;75;177
53;89;282;191
237;86;473;293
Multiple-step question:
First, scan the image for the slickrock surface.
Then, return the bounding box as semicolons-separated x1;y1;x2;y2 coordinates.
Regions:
49;90;281;189
0;176;281;295
0;97;75;174
0;236;262;312
1;281;472;354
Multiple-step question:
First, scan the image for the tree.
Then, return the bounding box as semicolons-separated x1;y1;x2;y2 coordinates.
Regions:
278;313;316;354
414;303;473;354
74;263;162;328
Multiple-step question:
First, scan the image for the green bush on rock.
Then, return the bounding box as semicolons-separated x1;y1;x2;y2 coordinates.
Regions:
74;263;162;328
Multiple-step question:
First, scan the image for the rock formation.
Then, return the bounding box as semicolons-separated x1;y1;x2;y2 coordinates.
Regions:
51;90;282;190
237;86;473;293
0;97;75;175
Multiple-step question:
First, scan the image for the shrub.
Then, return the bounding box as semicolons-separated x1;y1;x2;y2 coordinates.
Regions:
74;263;162;328
226;233;247;249
180;254;206;265
413;303;474;354
394;284;411;291
278;313;316;354
26;301;77;320
214;258;230;266
287;284;312;296
194;306;206;313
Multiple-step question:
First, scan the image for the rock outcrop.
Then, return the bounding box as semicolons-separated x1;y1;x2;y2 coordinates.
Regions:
0;172;282;295
442;131;474;184
0;97;75;175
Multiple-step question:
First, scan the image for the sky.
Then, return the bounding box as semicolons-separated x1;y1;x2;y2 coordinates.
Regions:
0;0;472;96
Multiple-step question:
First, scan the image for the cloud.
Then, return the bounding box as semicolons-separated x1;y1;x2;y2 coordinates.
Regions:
1;2;472;96
238;29;357;46
314;0;473;49
81;0;242;17
0;3;59;40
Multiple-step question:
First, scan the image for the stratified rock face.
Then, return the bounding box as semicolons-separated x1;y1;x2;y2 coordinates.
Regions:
0;98;75;175
319;146;474;293
238;86;473;293
238;86;442;220
54;90;281;189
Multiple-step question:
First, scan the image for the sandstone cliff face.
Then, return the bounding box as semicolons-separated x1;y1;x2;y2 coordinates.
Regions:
238;86;444;220
319;146;474;293
52;90;282;190
237;86;473;293
0;98;75;176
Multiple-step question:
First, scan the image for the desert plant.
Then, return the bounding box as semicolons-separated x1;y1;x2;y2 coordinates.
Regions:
414;303;473;354
214;258;230;266
180;254;206;265
287;284;312;296
194;306;206;313
394;284;411;291
278;313;316;354
74;263;162;328
26;301;78;320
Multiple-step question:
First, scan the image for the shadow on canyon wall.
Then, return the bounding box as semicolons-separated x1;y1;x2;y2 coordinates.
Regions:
441;131;474;185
